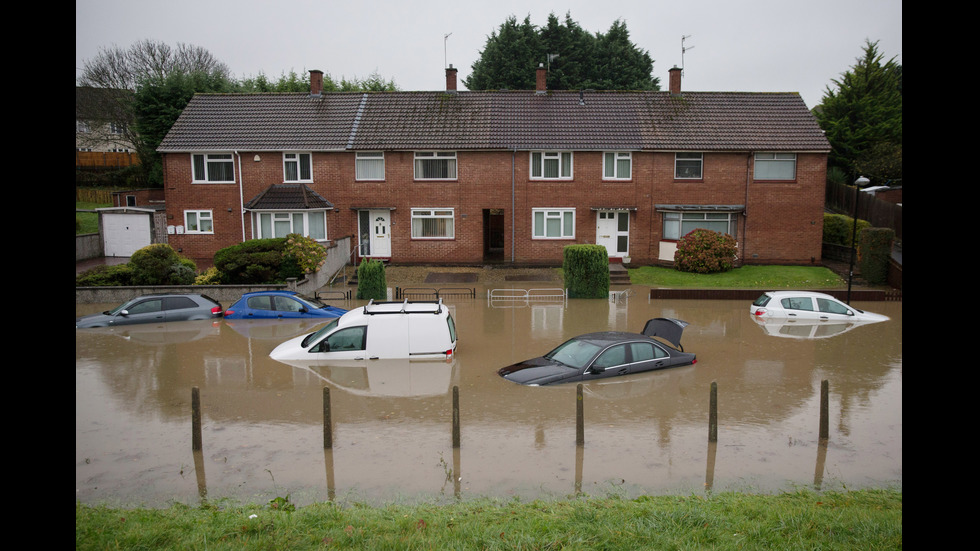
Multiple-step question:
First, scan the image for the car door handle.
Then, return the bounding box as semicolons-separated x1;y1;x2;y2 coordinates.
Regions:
617;368;628;375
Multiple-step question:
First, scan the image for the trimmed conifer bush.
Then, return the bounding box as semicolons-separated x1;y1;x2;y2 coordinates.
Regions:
823;213;871;247
563;245;610;299
129;244;197;285
356;259;388;300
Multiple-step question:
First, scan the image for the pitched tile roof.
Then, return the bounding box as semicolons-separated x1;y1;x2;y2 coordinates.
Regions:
159;90;829;153
243;184;334;210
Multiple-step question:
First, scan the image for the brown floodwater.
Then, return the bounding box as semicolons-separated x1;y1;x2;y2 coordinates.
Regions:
76;287;902;507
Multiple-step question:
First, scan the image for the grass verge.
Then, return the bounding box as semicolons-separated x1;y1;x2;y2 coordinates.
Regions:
76;488;901;550
628;265;846;289
76;201;109;234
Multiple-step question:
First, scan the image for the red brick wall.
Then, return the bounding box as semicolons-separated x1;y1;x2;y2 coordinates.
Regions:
163;149;826;266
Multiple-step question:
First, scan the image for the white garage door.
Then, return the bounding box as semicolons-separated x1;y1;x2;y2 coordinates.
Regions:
103;213;151;257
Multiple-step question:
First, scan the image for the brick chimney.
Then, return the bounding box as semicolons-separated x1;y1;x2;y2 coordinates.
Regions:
310;69;324;97
446;64;458;92
536;63;547;93
669;66;682;95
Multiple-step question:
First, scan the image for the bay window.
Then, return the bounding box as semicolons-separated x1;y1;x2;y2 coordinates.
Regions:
663;211;738;240
255;211;327;240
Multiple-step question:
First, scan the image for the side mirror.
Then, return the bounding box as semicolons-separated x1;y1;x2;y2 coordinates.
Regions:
119;310;130;317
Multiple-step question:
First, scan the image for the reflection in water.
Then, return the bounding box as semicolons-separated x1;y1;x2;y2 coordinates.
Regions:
76;295;902;506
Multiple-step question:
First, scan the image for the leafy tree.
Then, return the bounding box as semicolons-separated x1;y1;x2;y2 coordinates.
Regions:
465;12;658;91
133;71;235;186
815;40;902;186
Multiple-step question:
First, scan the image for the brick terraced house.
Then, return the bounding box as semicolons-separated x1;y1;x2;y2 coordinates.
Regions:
158;66;830;267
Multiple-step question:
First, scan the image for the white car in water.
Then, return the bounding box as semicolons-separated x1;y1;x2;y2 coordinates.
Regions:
750;291;889;322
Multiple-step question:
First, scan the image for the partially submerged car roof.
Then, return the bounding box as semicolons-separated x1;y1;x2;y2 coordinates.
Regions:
641;318;689;350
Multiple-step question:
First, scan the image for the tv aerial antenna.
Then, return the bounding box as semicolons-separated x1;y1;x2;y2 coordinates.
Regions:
444;33;452;68
681;35;694;75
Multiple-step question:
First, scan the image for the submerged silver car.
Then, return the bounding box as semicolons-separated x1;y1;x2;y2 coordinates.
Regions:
76;293;223;328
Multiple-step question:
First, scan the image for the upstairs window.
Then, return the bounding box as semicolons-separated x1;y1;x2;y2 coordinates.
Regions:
531;151;573;179
675;153;703;179
414;151;457;180
355;152;385;180
603;152;632;179
754;153;797;181
192;153;235;183
283;153;312;182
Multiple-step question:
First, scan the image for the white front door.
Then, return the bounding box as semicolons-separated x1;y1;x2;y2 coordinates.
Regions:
359;209;391;258
596;211;629;258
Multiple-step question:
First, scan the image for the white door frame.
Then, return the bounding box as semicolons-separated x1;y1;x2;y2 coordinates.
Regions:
595;210;629;258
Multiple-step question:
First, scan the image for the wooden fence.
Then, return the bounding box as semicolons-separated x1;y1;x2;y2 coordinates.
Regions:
825;181;902;241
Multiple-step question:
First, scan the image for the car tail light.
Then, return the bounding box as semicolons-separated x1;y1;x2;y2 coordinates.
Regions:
753;309;766;316
212;306;224;316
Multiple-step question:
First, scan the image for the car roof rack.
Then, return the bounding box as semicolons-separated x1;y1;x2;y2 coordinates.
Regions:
363;298;443;315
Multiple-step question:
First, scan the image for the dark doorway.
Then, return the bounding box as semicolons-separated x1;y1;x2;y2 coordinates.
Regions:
483;209;505;261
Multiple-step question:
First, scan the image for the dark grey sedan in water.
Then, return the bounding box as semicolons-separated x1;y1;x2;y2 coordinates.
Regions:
498;318;696;386
76;293;223;328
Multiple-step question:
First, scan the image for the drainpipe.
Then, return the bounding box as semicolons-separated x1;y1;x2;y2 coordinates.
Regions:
511;147;516;263
742;152;751;263
236;151;246;242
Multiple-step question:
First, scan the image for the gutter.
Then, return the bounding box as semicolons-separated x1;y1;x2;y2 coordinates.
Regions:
237;151;246;242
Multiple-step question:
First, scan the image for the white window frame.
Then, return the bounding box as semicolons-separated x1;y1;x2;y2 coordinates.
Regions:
414;151;457;180
411;208;455;239
674;152;703;179
283;152;312;183
192;153;235;183
110;122;126;135
662;211;737;240
76;120;91;133
530;151;573;180
532;208;575;239
603;152;632;180
754;152;797;181
254;211;328;241
184;210;214;234
355;152;385;181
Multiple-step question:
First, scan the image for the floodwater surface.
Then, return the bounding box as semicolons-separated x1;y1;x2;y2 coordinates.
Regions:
76;289;902;507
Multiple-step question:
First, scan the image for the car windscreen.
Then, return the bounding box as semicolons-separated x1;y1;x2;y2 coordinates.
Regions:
301;318;340;348
544;338;602;369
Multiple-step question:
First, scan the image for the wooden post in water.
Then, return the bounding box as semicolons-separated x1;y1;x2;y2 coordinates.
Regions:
323;387;332;449
708;382;718;443
819;380;829;441
191;386;202;451
452;386;460;448
576;384;584;446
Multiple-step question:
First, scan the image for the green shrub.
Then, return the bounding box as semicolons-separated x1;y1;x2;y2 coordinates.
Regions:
563;245;610;298
213;239;286;284
858;227;894;285
129;244;197;285
356;259;388;300
673;229;738;274
75;264;133;286
823;213;871;247
284;233;327;274
194;266;223;285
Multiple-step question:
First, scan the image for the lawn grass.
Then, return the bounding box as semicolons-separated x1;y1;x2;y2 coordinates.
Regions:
76;201;109;234
629;265;846;289
76;488;901;550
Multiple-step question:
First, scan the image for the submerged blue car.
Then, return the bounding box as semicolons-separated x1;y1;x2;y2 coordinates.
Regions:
223;291;347;320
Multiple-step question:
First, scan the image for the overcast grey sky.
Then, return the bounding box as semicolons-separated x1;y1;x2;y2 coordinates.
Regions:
76;0;902;109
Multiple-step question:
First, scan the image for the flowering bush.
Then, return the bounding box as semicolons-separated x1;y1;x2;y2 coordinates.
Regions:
673;229;738;274
284;233;327;274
